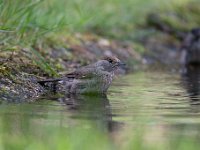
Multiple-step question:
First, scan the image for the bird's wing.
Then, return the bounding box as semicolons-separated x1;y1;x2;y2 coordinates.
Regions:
38;63;98;85
65;67;97;79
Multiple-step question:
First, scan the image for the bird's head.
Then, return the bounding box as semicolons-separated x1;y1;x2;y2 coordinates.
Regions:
96;56;125;72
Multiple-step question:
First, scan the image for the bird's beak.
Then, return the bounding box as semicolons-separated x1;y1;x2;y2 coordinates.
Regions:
118;61;126;67
112;61;126;68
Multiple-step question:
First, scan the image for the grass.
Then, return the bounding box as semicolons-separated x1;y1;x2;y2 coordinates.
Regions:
1;0;198;44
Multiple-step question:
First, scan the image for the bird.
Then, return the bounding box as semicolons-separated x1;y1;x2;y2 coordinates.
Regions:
38;56;125;95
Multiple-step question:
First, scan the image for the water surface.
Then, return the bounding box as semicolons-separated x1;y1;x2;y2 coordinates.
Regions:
0;67;200;150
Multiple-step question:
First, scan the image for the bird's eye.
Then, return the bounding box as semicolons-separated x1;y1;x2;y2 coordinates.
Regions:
108;59;113;63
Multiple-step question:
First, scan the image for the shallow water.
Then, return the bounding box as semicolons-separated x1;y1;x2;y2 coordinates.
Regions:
0;66;200;150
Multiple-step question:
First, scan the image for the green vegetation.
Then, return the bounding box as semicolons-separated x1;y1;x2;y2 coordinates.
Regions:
147;0;200;33
1;0;198;42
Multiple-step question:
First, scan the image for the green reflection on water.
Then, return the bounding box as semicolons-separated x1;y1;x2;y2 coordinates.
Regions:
0;103;113;150
0;70;200;150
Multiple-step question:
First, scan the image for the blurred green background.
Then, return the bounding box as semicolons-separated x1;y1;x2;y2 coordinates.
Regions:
0;0;199;46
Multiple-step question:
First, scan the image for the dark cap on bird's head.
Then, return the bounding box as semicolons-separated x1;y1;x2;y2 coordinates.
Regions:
102;55;126;68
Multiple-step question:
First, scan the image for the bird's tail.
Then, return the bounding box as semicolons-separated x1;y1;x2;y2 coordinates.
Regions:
37;78;65;93
37;78;62;86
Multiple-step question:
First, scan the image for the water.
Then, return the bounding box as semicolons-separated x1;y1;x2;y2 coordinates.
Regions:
0;67;200;150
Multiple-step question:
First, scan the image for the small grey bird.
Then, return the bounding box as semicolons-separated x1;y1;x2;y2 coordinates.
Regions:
38;56;125;94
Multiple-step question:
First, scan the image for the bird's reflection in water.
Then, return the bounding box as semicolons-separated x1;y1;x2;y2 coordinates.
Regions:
51;93;123;133
181;65;200;110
